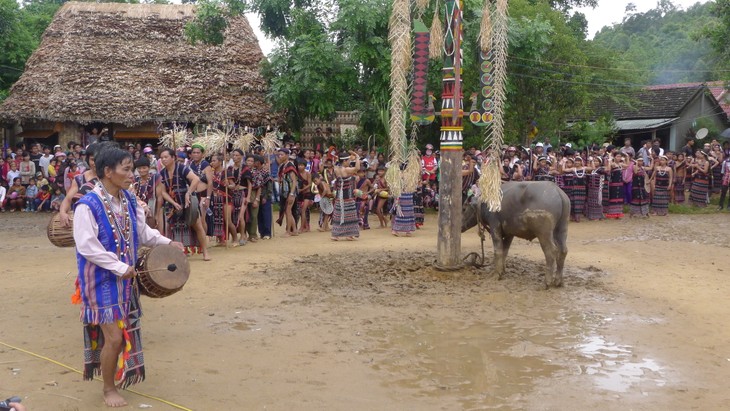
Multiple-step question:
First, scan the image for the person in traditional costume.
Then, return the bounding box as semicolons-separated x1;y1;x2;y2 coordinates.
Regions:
391;163;416;237
189;143;214;236
710;143;724;194
689;150;711;207
252;155;273;239
605;152;626;219
276;148;300;236
650;155;672;216
245;154;263;242
673;153;687;204
565;157;588;222
132;157;160;228
629;157;652;218
373;165;390;228
72;146;183;407
295;158;313;232
717;155;730;210
157;148;210;259
355;166;373;230
313;172;334;231
208;154;228;243
226;149;252;245
59;143;103;227
331;151;361;241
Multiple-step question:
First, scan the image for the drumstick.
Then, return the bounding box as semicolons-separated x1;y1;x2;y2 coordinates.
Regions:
136;264;178;275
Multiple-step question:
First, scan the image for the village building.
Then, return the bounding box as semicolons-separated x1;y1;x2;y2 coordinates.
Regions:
0;1;273;149
586;83;729;150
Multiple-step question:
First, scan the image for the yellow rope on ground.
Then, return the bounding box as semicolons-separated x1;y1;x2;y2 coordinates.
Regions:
0;340;193;411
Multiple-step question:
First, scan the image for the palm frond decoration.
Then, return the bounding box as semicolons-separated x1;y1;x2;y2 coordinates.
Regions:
158;122;188;149
387;0;411;198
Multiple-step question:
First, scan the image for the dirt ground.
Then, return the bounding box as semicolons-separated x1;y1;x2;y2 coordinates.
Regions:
1;210;729;410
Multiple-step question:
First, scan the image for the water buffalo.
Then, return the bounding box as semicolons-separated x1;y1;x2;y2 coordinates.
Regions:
462;181;569;288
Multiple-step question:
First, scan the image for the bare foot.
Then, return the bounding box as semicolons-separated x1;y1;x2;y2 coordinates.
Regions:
317;228;325;232
331;237;340;241
203;253;212;261
104;388;127;407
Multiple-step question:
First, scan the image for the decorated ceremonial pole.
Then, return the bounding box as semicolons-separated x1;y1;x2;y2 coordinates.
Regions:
435;0;464;269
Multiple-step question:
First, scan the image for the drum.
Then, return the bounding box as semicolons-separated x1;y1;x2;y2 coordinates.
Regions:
184;194;199;226
319;196;334;215
378;191;389;199
353;189;363;198
47;212;75;247
136;244;190;298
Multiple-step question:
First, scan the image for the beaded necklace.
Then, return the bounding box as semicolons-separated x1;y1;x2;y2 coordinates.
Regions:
657;167;668;177
97;182;132;260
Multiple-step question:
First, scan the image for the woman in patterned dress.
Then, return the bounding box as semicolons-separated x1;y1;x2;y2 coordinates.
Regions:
605;152;626;219
586;157;605;221
673;153;686;204
629;157;652;218
331;151;361;241
689;151;711;207
566;157;587;222
650;155;673;216
226;149;252;245
157;148;210;260
208;154;227;242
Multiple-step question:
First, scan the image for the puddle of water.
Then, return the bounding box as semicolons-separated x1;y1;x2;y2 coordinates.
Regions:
578;335;665;393
368;310;669;409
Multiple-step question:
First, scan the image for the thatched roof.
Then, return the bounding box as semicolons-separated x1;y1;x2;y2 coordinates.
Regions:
0;2;274;126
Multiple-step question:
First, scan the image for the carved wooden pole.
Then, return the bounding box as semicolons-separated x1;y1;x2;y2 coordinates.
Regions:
436;0;464;269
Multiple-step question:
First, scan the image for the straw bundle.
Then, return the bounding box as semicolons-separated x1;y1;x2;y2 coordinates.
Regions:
479;0;492;52
261;132;280;154
159;122;188;149
385;163;403;200
478;155;502;211
402;147;423;193
416;0;430;15
429;0;444;60
197;125;232;156
232;131;256;153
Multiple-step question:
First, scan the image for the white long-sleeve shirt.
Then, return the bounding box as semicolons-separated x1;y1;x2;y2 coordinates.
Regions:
0;186;6;205
73;186;171;276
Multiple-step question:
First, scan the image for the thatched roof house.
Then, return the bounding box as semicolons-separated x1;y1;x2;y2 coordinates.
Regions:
0;2;273;145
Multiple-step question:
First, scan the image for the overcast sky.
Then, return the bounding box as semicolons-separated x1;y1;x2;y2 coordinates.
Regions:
248;0;714;56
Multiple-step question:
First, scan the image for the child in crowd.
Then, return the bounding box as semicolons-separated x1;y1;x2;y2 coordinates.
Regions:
35;185;52;212
24;177;38;212
50;187;65;211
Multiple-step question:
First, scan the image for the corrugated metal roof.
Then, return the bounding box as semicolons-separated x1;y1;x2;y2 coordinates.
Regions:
615;118;678;130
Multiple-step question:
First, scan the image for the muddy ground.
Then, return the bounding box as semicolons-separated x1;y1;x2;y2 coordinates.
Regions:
1;211;729;410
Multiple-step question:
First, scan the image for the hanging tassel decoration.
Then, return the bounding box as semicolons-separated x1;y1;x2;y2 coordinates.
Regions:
416;0;429;14
402;126;423;193
479;0;493;52
429;0;444;60
478;0;509;211
388;0;411;199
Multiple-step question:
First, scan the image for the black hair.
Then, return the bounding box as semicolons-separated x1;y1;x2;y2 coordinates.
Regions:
232;149;244;157
134;157;151;169
95;146;133;177
651;147;660;156
245;154;255;161
160;147;176;159
312;173;321;180
253;155;265;164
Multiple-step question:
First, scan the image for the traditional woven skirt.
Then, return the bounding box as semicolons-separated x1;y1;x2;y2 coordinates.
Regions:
605;169;625;218
689;173;709;207
586;173;604;220
571;175;586;220
332;176;360;238
210;193;226;238
413;191;425;226
673;177;685;203
230;190;245;228
630;175;650;216
652;173;671;215
392;193;416;234
164;204;200;249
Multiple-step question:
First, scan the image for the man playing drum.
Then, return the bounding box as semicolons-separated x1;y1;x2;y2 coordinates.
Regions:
72;146;184;407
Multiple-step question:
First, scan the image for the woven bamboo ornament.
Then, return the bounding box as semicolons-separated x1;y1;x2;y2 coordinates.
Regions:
199;123;234;156
416;0;429;14
261;132;280;155
429;0;444;59
388;0;411;198
478;0;509;211
232;131;256;153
